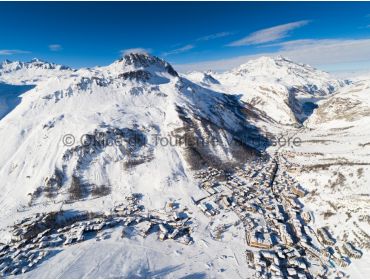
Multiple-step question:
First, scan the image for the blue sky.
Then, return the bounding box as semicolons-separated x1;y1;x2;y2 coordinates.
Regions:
1;2;370;74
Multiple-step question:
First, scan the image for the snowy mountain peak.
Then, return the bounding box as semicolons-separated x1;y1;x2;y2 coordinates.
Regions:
30;58;44;63
100;53;179;82
119;53;178;77
235;55;315;74
230;55;348;96
121;52;158;67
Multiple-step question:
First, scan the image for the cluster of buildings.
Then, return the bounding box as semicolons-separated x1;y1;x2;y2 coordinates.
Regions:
193;156;362;278
0;194;193;277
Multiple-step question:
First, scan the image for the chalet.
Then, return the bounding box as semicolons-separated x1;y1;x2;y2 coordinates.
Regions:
228;181;239;188
260;250;275;261
237;197;247;206
292;219;303;238
284;195;301;210
10;267;20;275
159;224;168;235
288;258;307;270
213;185;224;193
246;230;272;249
333;256;349;267
135;221;152;237
245;250;255;267
301;241;321;258
198;203;207;213
291;185;306;197
343;242;362;259
287;267;297;277
278;224;294;246
301;211;312;223
221;196;231;208
205;187;216;195
197;202;216;216
265;204;275;211
173;212;181;221
168;228;179;239
317;228;335;246
269;263;282;277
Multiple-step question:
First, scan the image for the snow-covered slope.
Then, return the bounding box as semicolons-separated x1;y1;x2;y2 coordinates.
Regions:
186;56;348;125
307;78;370;126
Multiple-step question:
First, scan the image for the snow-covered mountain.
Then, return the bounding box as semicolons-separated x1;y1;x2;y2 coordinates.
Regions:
0;52;268;226
229;56;347;96
307;78;370;126
0;54;369;279
0;58;73;84
186;56;348;125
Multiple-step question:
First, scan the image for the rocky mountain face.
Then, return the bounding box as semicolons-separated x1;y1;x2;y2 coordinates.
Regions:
103;53;179;78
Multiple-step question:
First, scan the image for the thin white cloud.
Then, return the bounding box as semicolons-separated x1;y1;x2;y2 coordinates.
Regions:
270;38;370;65
196;32;233;42
261;39;321;49
163;44;194;56
49;44;63;51
121;48;152;56
0;49;30;55
162;31;232;58
175;38;370;74
227;20;310;46
260;39;354;53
